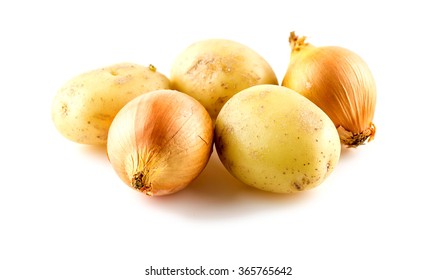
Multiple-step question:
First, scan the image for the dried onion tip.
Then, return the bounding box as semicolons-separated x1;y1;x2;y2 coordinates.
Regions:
282;32;377;147
107;90;214;196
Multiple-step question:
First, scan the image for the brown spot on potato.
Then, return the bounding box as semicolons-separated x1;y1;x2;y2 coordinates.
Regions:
293;182;303;191
60;103;69;117
326;161;331;173
215;96;229;108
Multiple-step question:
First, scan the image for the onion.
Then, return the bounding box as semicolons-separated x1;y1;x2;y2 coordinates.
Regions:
282;32;377;147
107;90;214;196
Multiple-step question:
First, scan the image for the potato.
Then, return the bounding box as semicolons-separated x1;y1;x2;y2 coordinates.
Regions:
170;39;278;119
52;63;171;145
214;85;341;193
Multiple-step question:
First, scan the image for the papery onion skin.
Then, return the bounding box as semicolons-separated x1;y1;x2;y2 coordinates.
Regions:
107;90;214;196
282;32;377;147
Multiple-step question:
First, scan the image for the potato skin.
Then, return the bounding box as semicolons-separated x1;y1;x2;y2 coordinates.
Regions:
52;63;171;145
170;39;278;119
214;85;341;193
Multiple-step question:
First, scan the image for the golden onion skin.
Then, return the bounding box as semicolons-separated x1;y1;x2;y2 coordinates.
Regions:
107;90;214;196
282;32;376;147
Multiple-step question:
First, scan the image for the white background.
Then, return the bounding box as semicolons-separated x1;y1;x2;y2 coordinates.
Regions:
1;0;436;279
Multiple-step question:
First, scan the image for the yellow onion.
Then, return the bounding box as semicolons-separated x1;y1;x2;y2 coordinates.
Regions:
107;90;214;196
282;32;377;147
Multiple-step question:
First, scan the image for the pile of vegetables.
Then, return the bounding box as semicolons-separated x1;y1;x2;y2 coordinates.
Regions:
52;32;376;197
